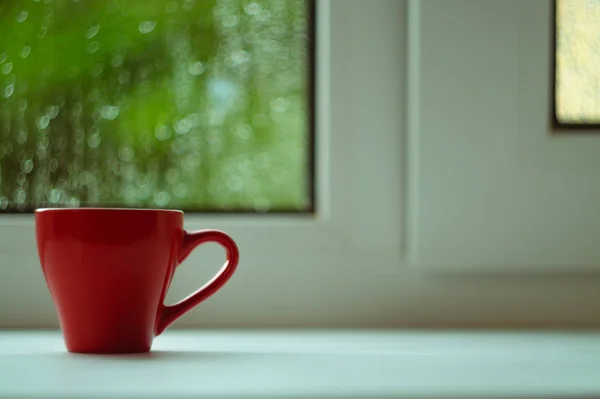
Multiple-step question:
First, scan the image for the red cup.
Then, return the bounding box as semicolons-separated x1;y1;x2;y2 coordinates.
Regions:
35;208;239;354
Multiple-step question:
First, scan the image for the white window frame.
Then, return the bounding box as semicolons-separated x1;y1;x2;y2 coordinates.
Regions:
2;0;600;329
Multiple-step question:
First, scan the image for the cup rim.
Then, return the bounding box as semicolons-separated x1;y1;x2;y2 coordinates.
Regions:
35;207;184;214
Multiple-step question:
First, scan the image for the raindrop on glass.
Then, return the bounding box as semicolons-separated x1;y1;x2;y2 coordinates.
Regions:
154;191;170;207
46;105;59;119
67;197;80;207
87;134;101;148
118;146;134;162
155;125;171;141
37;115;50;130
254;153;270;169
86;24;100;39
118;70;130;85
174;183;189;199
21;159;34;174
38;136;50;150
16;11;28;23
188;62;205;76
4;84;14;98
86;41;100;53
111;54;125;68
49;159;59;172
14;189;27;204
166;1;179;13
174;118;191;135
0;53;6;64
91;63;104;77
245;2;261;15
270;97;289;113
100;105;119;120
231;51;250;65
222;15;239;28
1;63;13;75
20;46;31;58
16;130;27;144
47;188;61;204
0;197;8;210
139;21;156;34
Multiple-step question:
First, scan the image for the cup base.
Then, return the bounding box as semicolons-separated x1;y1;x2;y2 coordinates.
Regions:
66;344;152;354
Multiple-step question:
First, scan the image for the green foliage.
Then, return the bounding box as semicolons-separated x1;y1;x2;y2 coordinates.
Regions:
0;0;309;212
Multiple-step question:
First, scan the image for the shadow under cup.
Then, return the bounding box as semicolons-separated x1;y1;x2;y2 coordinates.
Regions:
35;208;239;354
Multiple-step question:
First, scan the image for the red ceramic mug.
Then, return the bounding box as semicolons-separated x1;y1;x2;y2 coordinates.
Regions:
35;208;239;354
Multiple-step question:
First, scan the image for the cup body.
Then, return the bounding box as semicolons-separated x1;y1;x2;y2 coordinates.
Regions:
35;208;183;353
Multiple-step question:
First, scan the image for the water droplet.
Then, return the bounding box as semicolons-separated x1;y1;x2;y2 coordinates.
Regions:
0;53;5;64
100;105;119;120
231;50;250;65
16;11;28;23
118;70;130;85
85;24;100;39
16;130;27;144
153;191;170;207
4;84;14;98
236;124;253;140
91;63;104;77
47;188;61;204
154;125;171;141
118;146;134;162
18;99;27;112
37;115;50;130
21;159;34;174
14;189;26;204
72;102;83;116
87;134;101;148
188;61;205;76
174;118;191;135
270;97;289;113
254;153;271;169
67;197;80;207
20;46;31;58
1;62;13;75
227;176;244;192
0;197;8;210
139;20;156;34
111;54;124;67
38;136;50;150
38;26;48;39
46;105;59;119
49;158;58;172
166;1;179;13
182;0;195;10
86;41;100;53
166;168;179;184
245;2;261;15
223;15;239;28
174;183;189;198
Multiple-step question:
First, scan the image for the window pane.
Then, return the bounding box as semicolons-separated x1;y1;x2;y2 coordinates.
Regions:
555;0;600;124
0;0;313;212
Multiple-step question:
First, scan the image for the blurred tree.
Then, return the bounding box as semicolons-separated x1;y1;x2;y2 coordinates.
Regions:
0;0;310;212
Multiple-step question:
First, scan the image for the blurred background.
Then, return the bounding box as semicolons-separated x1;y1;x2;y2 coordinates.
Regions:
0;0;312;212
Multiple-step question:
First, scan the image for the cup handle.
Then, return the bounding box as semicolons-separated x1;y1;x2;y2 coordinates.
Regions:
155;229;240;336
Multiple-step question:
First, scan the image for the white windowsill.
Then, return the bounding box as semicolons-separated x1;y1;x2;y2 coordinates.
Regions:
1;330;600;399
